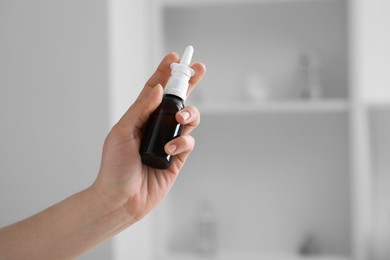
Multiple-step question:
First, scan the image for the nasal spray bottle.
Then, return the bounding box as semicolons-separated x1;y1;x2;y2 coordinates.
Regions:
140;46;195;169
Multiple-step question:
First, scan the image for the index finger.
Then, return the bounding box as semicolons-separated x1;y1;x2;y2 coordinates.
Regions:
145;52;179;89
187;62;206;96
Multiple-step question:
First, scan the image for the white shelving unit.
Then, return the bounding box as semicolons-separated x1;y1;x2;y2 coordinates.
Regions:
109;0;390;259
152;0;351;259
196;99;348;114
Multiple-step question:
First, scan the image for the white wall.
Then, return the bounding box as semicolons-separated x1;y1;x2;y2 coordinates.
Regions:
0;1;111;259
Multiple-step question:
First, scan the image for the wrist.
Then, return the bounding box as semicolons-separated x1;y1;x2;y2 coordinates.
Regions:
82;185;136;237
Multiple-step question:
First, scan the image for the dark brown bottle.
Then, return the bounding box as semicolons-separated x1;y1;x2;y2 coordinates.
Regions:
139;46;195;169
140;94;185;169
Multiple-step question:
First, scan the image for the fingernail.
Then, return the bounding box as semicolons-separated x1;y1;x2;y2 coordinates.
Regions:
167;144;177;154
180;111;191;121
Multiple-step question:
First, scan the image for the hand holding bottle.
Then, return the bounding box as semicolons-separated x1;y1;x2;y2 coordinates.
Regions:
93;51;206;223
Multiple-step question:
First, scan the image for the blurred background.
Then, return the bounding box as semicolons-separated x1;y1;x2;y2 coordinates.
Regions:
0;0;389;259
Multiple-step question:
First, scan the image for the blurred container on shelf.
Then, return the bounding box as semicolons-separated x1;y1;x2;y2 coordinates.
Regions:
196;200;218;257
298;52;322;100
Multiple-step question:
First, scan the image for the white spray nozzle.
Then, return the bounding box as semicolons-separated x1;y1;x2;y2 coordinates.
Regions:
164;45;196;101
180;45;194;67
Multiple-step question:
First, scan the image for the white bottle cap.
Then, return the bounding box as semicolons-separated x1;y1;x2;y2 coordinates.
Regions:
164;46;195;101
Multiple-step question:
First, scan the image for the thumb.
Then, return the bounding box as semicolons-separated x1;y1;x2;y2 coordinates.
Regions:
118;84;164;129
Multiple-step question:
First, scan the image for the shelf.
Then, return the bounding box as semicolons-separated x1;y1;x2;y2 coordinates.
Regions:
159;252;349;260
195;99;348;114
366;100;390;111
163;0;349;105
160;0;338;7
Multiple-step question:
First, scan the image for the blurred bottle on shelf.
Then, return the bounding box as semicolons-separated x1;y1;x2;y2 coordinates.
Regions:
298;232;321;256
299;52;322;100
196;200;218;256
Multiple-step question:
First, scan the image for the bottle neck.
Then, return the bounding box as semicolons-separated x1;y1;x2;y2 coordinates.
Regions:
164;93;184;102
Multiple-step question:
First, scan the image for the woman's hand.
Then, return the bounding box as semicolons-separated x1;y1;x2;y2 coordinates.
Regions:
92;52;206;224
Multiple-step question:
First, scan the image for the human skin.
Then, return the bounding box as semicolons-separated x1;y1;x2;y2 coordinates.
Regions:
0;52;206;259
